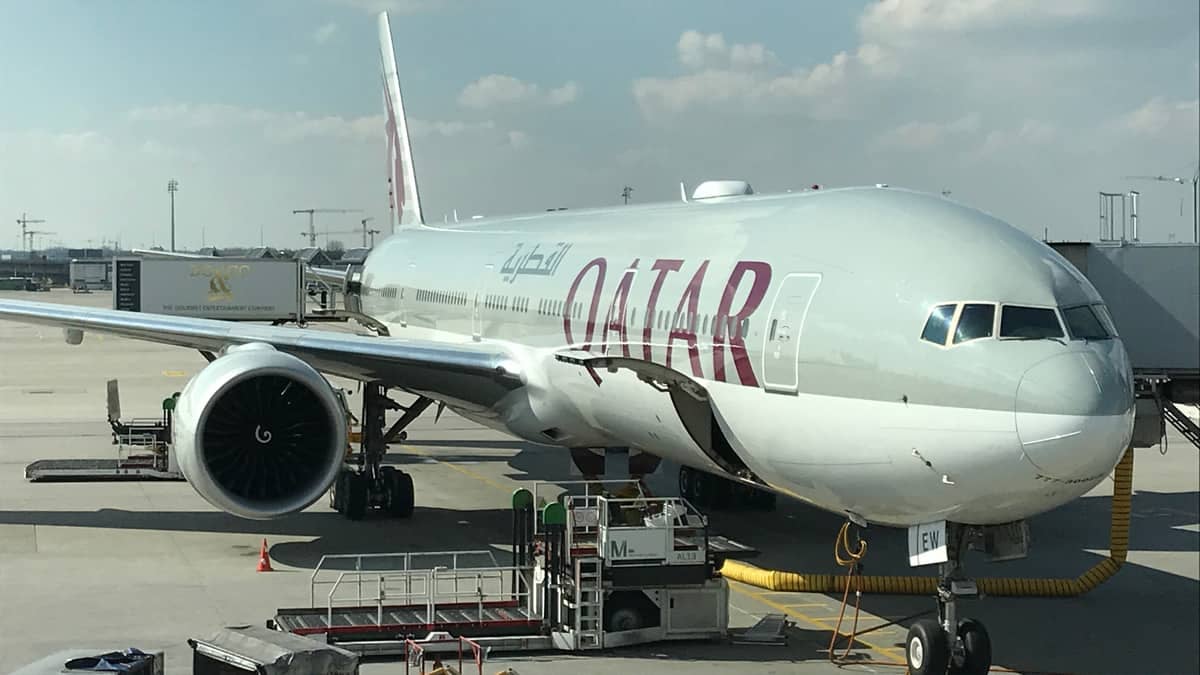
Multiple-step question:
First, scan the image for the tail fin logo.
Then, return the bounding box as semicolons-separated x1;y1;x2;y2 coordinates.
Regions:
383;80;405;213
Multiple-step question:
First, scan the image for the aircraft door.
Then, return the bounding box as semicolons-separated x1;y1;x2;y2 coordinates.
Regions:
473;263;493;340
760;273;821;394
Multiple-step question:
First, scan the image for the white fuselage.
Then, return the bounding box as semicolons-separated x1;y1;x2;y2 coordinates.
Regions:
356;187;1135;528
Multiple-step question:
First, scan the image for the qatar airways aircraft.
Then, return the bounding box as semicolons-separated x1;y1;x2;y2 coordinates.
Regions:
0;12;1133;674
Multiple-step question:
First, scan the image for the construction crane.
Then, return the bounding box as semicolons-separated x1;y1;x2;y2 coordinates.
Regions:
360;217;380;247
320;218;383;248
293;208;363;248
15;213;46;252
1124;170;1199;243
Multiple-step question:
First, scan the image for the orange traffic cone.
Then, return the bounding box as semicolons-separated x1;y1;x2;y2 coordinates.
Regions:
256;538;273;572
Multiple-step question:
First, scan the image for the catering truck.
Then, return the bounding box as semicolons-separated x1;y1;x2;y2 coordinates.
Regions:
112;256;305;322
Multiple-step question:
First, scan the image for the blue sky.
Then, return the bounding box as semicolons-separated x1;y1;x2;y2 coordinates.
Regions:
1;0;1197;250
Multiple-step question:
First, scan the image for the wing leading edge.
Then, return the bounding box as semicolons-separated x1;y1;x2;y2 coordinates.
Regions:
0;299;523;409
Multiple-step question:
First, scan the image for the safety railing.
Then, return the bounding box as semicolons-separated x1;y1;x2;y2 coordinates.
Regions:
321;563;537;629
547;491;709;567
404;635;485;675
310;550;498;607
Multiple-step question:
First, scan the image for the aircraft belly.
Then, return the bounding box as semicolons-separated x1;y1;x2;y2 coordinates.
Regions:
705;383;1048;526
544;362;730;475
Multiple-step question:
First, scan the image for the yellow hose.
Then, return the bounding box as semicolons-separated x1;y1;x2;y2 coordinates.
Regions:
721;448;1135;597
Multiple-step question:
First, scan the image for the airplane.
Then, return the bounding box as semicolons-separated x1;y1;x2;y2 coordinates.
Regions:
0;11;1134;675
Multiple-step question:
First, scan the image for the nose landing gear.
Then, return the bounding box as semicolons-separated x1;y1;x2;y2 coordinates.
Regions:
905;527;992;675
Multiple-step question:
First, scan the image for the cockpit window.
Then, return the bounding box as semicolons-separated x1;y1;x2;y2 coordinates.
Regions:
953;303;995;344
1062;305;1112;340
1000;305;1064;339
1093;304;1119;337
921;304;956;345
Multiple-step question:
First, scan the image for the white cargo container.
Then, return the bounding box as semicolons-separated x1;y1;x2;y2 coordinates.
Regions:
112;256;304;322
70;259;110;290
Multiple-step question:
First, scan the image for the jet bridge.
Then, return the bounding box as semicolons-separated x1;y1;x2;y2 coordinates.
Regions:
269;480;758;657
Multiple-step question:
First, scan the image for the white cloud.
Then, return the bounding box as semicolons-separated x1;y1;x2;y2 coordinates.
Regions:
507;130;529;148
313;22;338;44
858;0;1105;37
1120;97;1200;138
0;129;114;155
978;119;1057;156
676;30;776;70
409;119;496;137
458;75;579;109
632;29;884;120
873;113;981;150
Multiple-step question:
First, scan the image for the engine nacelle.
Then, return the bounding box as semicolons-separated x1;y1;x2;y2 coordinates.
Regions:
173;343;348;519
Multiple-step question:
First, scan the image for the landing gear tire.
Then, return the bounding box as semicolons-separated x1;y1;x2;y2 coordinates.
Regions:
344;471;368;521
950;618;992;675
678;466;774;511
381;466;414;518
906;618;949;675
678;466;694;501
330;469;348;513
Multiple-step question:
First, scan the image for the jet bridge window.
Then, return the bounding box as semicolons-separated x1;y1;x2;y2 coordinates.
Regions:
1000;305;1064;339
921;304;957;345
953;303;995;343
1062;305;1112;340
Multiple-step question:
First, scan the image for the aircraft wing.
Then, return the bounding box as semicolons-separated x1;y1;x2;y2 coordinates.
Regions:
0;299;522;409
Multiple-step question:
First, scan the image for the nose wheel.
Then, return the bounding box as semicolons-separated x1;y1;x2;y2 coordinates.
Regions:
905;528;992;675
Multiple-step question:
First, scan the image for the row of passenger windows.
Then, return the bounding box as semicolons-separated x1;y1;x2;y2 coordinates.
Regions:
416;288;467;306
411;288;753;338
921;301;1117;347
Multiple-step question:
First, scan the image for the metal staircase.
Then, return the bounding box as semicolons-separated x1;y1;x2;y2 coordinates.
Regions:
573;557;604;649
1163;401;1200;449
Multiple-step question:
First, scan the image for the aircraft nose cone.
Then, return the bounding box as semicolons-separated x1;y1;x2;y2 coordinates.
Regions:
1015;351;1133;482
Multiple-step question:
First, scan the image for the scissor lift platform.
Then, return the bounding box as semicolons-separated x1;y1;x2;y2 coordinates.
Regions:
24;380;183;482
271;481;758;660
25;457;182;481
274;601;541;641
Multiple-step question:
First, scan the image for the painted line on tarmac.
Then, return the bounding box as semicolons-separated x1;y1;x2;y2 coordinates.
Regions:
404;445;511;493
728;581;906;664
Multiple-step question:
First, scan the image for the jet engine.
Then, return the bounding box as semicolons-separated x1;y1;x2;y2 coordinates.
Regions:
172;343;348;520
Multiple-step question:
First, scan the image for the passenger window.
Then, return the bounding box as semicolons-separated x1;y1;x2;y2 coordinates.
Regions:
1062;305;1110;340
921;304;956;345
1000;306;1063;339
953;303;995;344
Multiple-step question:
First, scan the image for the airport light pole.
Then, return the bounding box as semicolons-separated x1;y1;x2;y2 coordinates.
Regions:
621;186;634;205
167;179;179;252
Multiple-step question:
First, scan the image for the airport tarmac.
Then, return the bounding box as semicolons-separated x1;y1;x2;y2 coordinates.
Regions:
1;288;1197;674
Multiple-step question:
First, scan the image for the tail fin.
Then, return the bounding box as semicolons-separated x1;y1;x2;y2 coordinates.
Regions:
378;11;424;229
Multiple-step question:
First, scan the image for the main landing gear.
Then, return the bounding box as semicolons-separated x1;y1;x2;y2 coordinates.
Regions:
330;382;432;521
905;525;992;675
677;465;776;511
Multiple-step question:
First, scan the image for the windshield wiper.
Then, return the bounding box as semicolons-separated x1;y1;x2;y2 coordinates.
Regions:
1012;336;1066;345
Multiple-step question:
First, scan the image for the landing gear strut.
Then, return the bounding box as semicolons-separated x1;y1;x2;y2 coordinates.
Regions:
905;525;992;675
330;383;432;520
677;465;776;511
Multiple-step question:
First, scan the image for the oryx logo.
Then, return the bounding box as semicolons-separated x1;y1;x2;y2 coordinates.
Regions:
189;263;249;302
383;77;405;214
